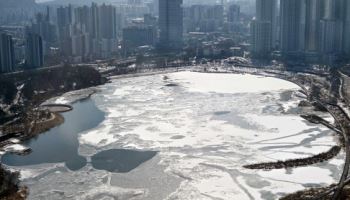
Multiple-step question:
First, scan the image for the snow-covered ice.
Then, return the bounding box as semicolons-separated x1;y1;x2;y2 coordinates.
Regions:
3;71;343;200
172;72;300;94
4;144;29;153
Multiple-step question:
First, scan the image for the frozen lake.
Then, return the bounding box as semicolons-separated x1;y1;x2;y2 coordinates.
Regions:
2;71;344;200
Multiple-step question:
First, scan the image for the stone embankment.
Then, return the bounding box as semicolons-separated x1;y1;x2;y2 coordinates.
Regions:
244;146;341;170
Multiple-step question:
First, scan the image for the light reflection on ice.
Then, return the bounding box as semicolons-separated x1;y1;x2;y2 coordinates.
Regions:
171;71;300;94
258;167;334;185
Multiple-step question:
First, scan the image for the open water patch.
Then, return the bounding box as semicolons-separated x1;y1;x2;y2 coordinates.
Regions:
91;149;157;173
1;99;103;171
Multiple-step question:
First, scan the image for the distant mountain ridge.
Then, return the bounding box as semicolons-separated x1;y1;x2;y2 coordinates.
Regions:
0;0;39;25
0;0;37;8
42;0;123;6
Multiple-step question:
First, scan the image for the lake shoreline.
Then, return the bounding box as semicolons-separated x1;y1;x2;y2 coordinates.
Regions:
0;65;347;199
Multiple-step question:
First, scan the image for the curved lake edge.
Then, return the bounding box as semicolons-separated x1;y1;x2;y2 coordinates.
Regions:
2;69;342;171
2;96;160;174
0;68;345;200
238;72;344;170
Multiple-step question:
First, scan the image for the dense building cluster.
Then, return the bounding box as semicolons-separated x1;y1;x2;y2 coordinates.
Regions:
57;3;119;61
0;0;350;74
0;0;254;73
251;0;350;64
0;30;43;73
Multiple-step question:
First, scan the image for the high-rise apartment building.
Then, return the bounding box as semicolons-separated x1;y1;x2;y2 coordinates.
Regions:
98;4;117;40
251;20;272;56
122;25;156;55
250;0;349;63
280;0;306;55
56;3;119;59
319;0;343;55
343;0;350;56
26;33;44;68
228;4;240;23
0;33;15;73
153;0;159;16
251;0;277;57
186;5;224;33
227;4;241;33
304;0;323;52
159;0;183;51
57;5;74;55
28;8;56;55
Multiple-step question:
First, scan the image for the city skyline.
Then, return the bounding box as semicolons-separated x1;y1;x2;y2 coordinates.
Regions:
1;0;349;73
1;0;350;200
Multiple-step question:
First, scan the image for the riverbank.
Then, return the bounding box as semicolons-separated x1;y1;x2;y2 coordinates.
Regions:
0;166;27;200
277;69;350;199
239;74;344;171
209;64;350;199
0;65;105;199
39;104;73;113
280;184;350;200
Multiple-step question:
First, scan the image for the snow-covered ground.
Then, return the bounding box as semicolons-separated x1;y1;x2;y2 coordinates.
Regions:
43;88;98;105
5;71;344;200
4;144;29;154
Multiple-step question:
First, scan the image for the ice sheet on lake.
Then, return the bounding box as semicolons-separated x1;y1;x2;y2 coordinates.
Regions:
14;72;343;200
170;71;300;94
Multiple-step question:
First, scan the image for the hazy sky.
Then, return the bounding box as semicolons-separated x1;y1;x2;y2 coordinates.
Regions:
35;0;54;2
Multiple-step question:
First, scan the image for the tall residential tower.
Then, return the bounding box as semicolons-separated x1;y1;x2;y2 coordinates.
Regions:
304;0;323;52
158;0;183;51
251;0;277;57
0;32;15;73
26;33;44;68
344;0;350;56
280;0;306;56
